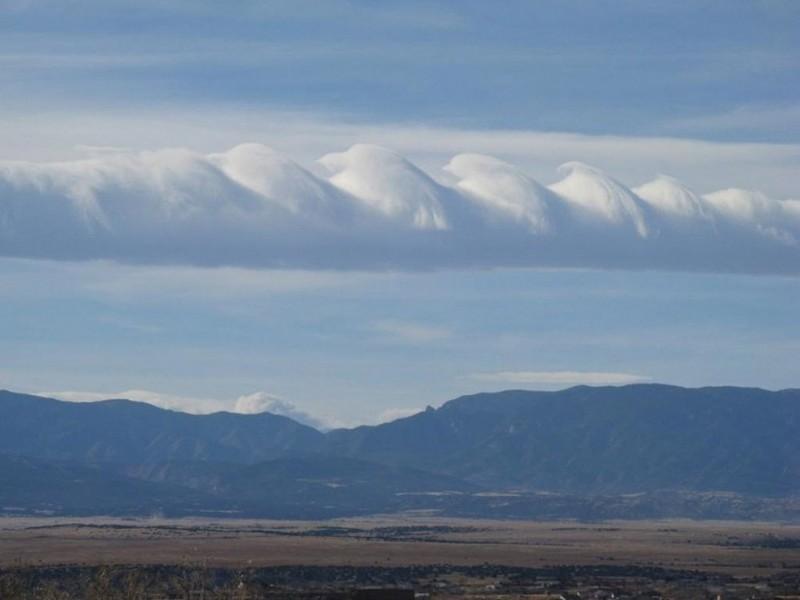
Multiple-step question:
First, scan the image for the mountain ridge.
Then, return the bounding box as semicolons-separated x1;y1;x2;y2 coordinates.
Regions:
325;384;800;494
0;389;325;464
1;384;798;519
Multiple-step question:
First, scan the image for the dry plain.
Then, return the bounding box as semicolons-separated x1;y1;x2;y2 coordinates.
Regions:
1;515;799;577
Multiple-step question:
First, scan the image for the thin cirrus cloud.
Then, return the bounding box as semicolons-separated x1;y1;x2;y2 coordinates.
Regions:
372;319;453;344
1;143;799;274
470;371;652;386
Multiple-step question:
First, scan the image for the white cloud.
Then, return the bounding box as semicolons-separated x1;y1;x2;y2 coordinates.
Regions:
1;142;799;274
234;391;332;430
320;145;449;230
4;107;800;198
372;319;453;344
4;110;799;196
470;371;652;386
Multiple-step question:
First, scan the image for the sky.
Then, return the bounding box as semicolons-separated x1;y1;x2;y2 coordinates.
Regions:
1;0;798;427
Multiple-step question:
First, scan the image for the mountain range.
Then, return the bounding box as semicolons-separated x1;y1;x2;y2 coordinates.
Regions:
1;384;798;520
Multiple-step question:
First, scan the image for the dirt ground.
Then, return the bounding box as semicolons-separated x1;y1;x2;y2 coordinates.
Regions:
1;514;798;578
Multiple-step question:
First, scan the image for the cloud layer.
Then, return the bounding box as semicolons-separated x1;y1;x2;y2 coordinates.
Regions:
470;371;652;386
1;143;798;273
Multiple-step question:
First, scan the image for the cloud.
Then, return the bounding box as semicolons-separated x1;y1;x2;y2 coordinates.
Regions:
470;371;652;386
372;319;452;344
4;110;800;196
234;391;332;430
1;143;799;274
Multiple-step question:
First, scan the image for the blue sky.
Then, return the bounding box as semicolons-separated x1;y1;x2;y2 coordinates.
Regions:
1;1;798;425
3;0;799;140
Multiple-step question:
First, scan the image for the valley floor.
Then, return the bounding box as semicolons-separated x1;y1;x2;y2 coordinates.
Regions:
1;516;799;598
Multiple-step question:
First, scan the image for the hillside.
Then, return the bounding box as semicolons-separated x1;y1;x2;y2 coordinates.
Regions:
0;453;214;515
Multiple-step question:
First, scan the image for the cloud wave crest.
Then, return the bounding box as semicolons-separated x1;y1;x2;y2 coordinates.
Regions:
1;143;798;273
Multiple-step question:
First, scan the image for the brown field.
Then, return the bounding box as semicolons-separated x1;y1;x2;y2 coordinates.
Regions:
1;514;799;577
